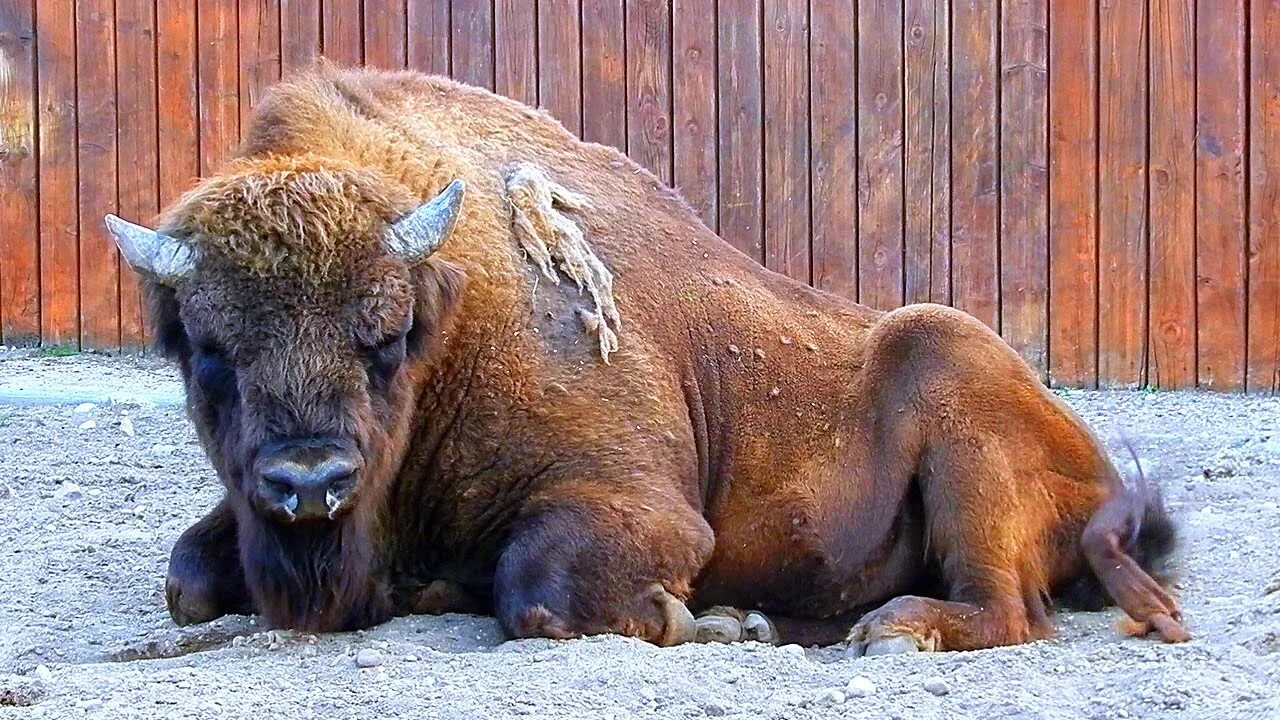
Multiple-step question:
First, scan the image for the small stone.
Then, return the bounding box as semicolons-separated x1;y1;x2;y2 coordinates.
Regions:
845;676;877;698
54;482;84;502
768;386;780;399
814;688;845;707
753;348;766;361
151;443;178;456
33;665;53;683
779;643;805;659
119;415;135;437
727;344;740;355
804;342;818;352
780;336;793;346
923;677;950;696
702;700;728;716
638;687;657;703
176;681;192;689
76;698;104;710
355;648;384;668
74;402;97;413
403;654;419;662
79;419;97;431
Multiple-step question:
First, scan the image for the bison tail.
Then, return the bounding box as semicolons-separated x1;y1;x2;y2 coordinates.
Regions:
1056;440;1188;642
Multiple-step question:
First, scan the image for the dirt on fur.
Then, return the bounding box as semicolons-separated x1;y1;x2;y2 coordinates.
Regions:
0;351;1277;719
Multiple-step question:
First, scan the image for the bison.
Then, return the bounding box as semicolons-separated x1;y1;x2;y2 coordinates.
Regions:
103;63;1187;652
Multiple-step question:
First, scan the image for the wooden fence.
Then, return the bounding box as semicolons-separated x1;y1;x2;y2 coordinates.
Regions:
0;1;1278;391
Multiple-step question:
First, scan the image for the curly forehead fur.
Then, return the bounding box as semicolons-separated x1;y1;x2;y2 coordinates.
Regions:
161;153;418;282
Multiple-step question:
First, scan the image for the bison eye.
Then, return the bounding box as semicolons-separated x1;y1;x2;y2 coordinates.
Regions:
364;333;408;390
191;342;237;406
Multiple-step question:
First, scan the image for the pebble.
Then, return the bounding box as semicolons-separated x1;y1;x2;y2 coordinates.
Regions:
54;482;84;502
78;419;97;431
403;654;419;662
923;677;951;696
814;688;845;707
702;700;728;716
355;648;384;668
32;665;53;683
779;644;806;659
845;676;877;698
75;698;104;711
119;415;135;437
74;402;97;414
150;443;179;456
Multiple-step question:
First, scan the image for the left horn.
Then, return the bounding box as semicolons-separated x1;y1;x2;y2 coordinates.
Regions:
104;214;198;285
386;179;467;263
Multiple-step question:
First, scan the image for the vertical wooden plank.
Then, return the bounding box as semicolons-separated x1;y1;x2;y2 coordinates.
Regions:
117;0;159;349
1195;0;1246;390
1249;0;1280;392
240;0;282;128
495;0;538;105
581;0;626;148
717;0;763;262
323;0;363;65
281;0;322;75
76;0;120;351
452;0;494;89
1047;0;1097;388
1146;0;1195;387
364;0;407;69
626;0;671;181
904;0;950;306
539;0;582;134
672;0;717;228
36;0;78;346
951;0;999;330
198;0;239;175
158;0;199;206
810;0;857;298
999;0;1049;376
0;0;40;345
762;0;809;283
1097;0;1149;388
856;0;903;308
407;0;450;75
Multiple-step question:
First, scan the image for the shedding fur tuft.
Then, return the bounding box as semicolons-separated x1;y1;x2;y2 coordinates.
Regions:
504;163;621;363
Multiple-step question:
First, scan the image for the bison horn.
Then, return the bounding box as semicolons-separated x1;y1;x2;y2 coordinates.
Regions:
386;179;466;262
104;214;198;284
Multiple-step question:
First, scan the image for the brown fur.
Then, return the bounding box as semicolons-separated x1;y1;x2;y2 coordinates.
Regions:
152;62;1185;647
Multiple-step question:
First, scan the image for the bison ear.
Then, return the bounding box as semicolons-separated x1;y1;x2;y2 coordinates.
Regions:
386;179;466;264
104;214;198;285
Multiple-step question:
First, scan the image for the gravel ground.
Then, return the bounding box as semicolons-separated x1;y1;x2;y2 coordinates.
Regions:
0;352;1278;719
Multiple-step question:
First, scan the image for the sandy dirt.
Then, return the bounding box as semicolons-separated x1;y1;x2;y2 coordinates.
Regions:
0;352;1277;719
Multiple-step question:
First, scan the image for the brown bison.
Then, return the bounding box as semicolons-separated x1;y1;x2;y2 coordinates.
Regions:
104;63;1187;652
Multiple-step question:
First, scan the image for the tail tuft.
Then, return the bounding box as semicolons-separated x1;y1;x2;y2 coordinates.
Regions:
1057;441;1181;612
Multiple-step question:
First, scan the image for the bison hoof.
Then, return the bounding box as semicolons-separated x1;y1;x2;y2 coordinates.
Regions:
648;583;697;646
695;615;742;643
165;576;223;626
861;635;923;656
742;611;777;644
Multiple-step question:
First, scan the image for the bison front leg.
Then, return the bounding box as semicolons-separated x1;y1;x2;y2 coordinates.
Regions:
494;485;714;646
166;498;253;625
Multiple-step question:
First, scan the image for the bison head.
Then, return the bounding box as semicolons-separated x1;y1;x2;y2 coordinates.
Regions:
105;158;466;526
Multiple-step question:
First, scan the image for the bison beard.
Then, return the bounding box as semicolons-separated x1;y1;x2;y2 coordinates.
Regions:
108;63;1187;651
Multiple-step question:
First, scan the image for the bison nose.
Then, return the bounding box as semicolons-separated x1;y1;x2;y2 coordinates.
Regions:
254;442;361;521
